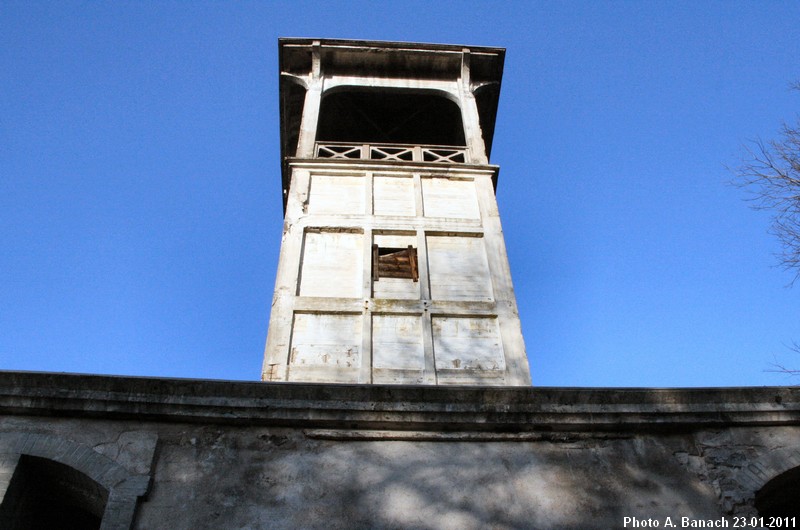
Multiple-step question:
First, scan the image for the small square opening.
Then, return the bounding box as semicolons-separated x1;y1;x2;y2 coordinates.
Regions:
372;245;418;282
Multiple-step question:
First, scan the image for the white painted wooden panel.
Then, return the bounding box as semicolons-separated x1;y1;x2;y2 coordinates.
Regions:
372;278;419;300
373;175;415;216
308;175;365;215
372;314;424;370
421;177;480;219
374;233;415;248
432;316;505;371
426;235;493;301
288;313;362;374
372;233;419;300
298;230;363;298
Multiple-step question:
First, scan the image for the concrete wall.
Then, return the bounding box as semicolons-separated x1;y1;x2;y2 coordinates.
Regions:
2;372;800;529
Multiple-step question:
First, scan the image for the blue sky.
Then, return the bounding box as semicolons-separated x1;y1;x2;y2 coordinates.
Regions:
2;1;799;387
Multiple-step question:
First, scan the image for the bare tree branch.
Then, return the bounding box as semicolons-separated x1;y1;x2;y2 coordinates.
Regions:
765;344;800;376
766;361;800;376
734;84;800;377
732;85;800;283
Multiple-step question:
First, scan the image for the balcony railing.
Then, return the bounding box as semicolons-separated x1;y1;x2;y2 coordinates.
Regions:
315;142;468;164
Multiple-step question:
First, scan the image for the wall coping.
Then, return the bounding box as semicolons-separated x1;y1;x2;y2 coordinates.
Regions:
1;370;798;432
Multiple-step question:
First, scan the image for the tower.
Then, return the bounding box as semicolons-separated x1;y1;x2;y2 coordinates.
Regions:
263;39;530;386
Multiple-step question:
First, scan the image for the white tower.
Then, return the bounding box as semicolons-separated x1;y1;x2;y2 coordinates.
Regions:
263;39;530;386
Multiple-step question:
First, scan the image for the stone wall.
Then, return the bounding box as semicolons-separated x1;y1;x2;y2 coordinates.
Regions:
1;372;799;529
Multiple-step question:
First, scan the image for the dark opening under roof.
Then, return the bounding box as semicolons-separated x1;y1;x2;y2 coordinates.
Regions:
317;89;466;146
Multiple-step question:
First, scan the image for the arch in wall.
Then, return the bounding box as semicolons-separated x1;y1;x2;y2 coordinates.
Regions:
755;465;800;518
316;88;466;147
0;433;151;530
728;445;800;517
1;454;108;529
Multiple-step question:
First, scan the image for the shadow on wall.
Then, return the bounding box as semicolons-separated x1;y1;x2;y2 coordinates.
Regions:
134;427;725;529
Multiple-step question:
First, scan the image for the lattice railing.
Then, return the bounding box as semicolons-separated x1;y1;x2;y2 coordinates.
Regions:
315;142;468;164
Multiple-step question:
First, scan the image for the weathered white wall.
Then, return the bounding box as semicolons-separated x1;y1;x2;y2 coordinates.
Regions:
288;312;362;382
433;316;505;379
421;177;480;219
373;175;415;216
426;234;493;301
264;162;530;385
373;314;425;383
308;174;366;215
298;229;364;298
